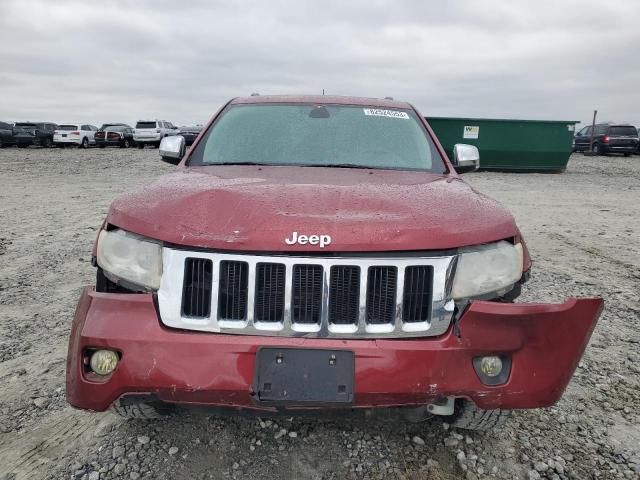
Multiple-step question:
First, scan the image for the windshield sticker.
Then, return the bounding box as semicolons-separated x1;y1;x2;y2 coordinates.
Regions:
363;108;409;119
463;126;479;139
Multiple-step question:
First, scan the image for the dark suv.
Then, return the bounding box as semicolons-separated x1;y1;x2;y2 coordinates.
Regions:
0;121;16;148
13;122;58;148
574;123;639;156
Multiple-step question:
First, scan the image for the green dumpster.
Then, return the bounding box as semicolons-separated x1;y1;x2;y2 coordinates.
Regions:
426;117;579;172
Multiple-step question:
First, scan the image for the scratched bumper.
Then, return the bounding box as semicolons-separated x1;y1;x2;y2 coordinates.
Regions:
65;287;603;412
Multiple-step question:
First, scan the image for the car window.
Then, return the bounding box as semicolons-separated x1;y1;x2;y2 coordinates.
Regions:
595;125;608;135
609;126;637;136
190;104;446;172
136;121;156;129
577;126;589;136
59;125;79;130
0;122;8;129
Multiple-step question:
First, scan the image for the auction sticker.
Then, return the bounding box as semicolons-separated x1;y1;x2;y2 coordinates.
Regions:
363;108;409;119
463;125;479;139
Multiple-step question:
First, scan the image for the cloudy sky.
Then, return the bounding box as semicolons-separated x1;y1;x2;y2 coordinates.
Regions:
1;0;638;128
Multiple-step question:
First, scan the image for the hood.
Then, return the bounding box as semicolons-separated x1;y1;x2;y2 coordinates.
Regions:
107;166;518;252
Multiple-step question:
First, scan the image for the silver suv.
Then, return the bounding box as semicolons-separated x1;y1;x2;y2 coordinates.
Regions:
134;120;178;148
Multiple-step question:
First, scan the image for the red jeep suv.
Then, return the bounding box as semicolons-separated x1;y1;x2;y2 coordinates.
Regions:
66;95;603;430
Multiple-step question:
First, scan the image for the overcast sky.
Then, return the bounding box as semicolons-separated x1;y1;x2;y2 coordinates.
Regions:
1;0;638;127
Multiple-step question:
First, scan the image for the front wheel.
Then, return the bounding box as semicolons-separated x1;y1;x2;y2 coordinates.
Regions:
43;137;53;148
623;152;631;157
81;137;89;149
138;142;144;149
121;139;130;148
112;397;173;419
445;400;511;431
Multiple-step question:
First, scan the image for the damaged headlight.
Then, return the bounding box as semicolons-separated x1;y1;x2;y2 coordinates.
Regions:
97;229;162;290
451;241;523;300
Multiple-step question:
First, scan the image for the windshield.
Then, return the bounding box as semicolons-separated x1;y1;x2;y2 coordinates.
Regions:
136;122;156;129
189;104;446;172
15;123;36;129
105;126;125;132
58;125;78;131
609;126;638;136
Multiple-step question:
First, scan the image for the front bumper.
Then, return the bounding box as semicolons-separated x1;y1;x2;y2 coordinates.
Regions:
66;287;603;412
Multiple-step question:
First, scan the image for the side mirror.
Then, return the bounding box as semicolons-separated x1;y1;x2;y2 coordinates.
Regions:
452;144;480;174
159;135;185;165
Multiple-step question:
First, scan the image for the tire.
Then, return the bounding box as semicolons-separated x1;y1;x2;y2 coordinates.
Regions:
18;144;28;148
623;153;631;157
43;137;53;148
138;142;144;149
592;143;600;155
112;397;173;419
81;137;89;149
121;139;130;148
446;400;511;431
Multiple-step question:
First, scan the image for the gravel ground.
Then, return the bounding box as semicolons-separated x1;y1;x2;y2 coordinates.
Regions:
0;147;638;480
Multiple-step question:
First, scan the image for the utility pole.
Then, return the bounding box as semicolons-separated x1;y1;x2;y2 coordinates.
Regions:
587;109;597;155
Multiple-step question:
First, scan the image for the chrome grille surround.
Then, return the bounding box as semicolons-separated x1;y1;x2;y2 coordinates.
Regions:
158;248;457;338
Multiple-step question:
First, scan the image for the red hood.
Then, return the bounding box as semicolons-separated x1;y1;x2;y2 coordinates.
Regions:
106;166;518;252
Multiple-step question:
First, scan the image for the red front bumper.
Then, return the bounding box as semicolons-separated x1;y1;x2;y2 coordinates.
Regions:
66;288;603;412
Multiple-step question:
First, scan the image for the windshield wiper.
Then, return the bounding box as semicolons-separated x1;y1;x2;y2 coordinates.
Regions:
212;162;270;166
208;162;379;169
305;163;374;169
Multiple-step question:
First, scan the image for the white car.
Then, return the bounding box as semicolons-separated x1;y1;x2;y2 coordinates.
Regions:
53;124;98;148
133;120;178;148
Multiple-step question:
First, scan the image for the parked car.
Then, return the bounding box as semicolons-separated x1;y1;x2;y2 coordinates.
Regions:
178;125;203;146
53;124;98;148
134;120;178;149
95;124;135;148
66;95;603;431
573;123;639;156
0;121;16;148
13;122;57;148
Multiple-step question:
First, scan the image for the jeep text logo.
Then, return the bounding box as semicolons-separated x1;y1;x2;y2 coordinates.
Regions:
285;231;332;248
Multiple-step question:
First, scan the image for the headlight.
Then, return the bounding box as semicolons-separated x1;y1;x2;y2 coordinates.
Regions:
96;229;162;290
451;241;523;300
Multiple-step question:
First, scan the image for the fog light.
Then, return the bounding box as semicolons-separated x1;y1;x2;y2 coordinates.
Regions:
90;350;119;376
473;355;511;386
479;356;503;377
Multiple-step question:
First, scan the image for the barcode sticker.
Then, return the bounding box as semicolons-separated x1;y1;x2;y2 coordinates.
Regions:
363;108;409;119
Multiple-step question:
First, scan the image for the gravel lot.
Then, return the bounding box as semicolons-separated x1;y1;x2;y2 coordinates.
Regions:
0;148;638;480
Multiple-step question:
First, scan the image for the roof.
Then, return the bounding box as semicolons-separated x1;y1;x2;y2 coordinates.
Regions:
230;95;412;109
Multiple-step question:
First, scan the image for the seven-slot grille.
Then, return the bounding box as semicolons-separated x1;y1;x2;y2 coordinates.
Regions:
158;250;456;338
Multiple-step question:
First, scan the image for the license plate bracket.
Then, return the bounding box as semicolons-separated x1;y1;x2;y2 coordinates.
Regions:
253;348;355;405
